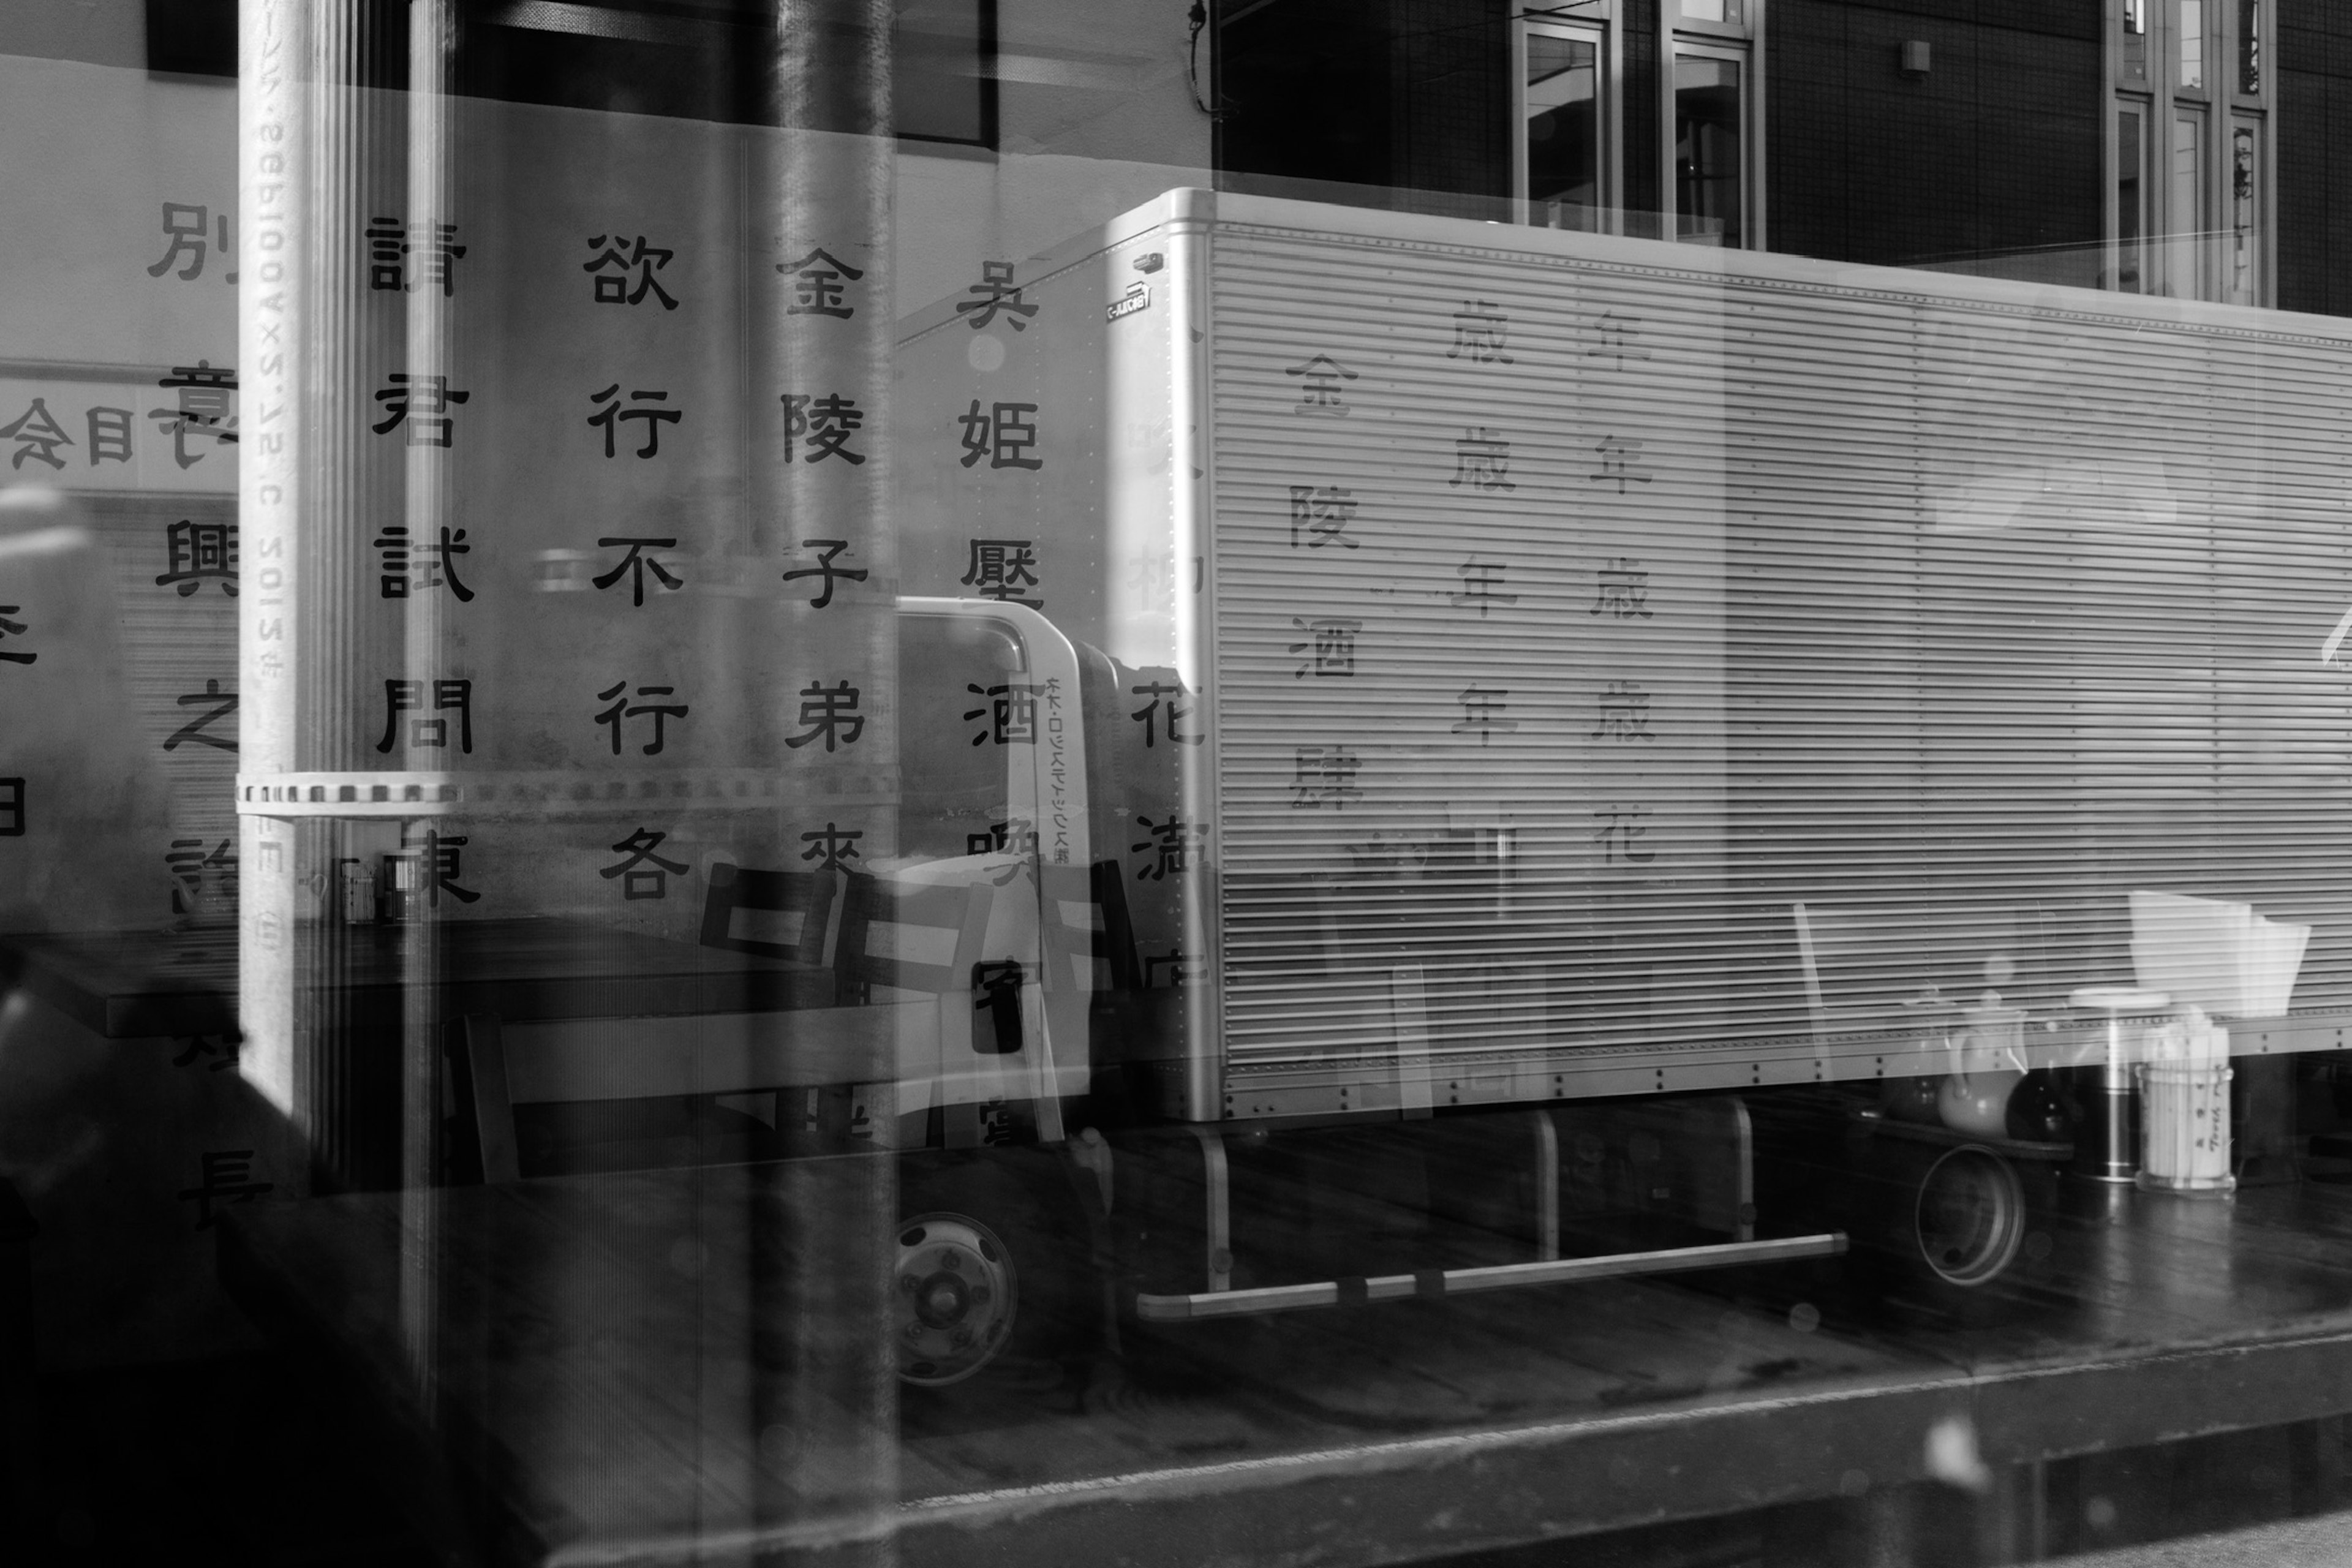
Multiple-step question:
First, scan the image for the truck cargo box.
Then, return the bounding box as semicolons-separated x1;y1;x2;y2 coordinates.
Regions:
895;187;2352;1126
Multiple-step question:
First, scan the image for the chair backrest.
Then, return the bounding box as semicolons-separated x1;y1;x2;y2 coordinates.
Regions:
452;863;973;1183
1793;901;2028;1038
699;861;841;967
1038;860;1142;995
835;872;990;999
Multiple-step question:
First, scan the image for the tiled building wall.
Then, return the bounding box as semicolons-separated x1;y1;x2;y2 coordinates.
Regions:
1767;1;2102;274
1216;0;1511;217
1387;0;1512;217
2279;1;2352;317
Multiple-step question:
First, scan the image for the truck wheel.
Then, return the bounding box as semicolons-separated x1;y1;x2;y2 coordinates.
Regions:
1912;1145;2026;1287
894;1155;1093;1392
894;1207;1020;1387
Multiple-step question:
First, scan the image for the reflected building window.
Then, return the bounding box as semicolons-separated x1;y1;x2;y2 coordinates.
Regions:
1518;9;1613;233
2111;0;2267;303
1673;50;1745;247
1665;0;1760;249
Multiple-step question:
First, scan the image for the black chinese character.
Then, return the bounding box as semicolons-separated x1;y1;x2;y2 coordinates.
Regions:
1592;556;1653;618
799;821;864;872
592;537;684;606
148;202;235;283
785;679;864;752
1129;680;1202;748
157;519;238;597
1289;617;1360;679
588;385;681;459
594;680;688;755
1131;815;1201;881
0;778;21;837
371;373;467;447
966;819;1036;857
376;677;474;754
404;827;480;908
371;524;473;601
1447;300;1513;364
1291;747;1363;809
779;392;865;464
364;217;405;290
1287;484;1359;549
1286;354;1357;413
956;401;1042;470
1594;806;1656;865
583;233;678;309
1590;311;1649;368
1590;434;1654;494
178;1150;272;1229
972;961;1025;1048
86;407;135;465
1450;426;1513;491
164;679;238;753
781;538;867;608
1454;685;1517;744
777;246;863;318
960;538;1042;606
366;217;465;296
0;398;73;470
600;826;688;900
964;682;1038;745
0;606;36;666
1451;558;1518;617
150;363;240;468
1592;680;1653;741
956;260;1039;331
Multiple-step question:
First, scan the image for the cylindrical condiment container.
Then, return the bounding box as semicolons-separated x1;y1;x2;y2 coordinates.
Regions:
2136;1062;2234;1195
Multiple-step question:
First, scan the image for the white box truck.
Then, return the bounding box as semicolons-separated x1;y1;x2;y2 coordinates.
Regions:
876;187;2352;1381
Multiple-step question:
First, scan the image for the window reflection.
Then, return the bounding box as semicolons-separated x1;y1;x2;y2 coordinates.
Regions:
1675;52;1743;246
1525;29;1604;232
2;2;2350;1563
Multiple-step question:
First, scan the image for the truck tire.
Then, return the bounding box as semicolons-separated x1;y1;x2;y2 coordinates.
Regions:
1910;1144;2027;1288
894;1152;1095;1393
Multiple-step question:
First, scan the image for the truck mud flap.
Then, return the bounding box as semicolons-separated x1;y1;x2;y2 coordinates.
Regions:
1134;1231;1847;1322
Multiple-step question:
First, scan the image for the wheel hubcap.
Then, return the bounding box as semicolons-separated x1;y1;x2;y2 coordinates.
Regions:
1915;1147;2026;1287
894;1213;1017;1385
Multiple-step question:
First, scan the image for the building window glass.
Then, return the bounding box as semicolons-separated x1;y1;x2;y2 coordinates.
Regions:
2118;105;2147;292
2228;119;2262;304
1524;26;1607;232
2173;108;2207;295
2109;0;2264;302
2179;0;2207;91
1674;51;1744;247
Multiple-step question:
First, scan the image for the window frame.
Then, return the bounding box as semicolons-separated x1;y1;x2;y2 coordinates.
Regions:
1512;2;1623;236
1662;0;1765;251
2108;0;2269;303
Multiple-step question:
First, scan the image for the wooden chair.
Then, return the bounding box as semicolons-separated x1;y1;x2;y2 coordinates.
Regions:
1793;901;2029;1040
1037;860;1143;998
699;861;842;966
455;865;992;1182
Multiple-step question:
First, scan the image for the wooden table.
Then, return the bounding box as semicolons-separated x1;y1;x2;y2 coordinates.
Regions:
220;1161;2352;1567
